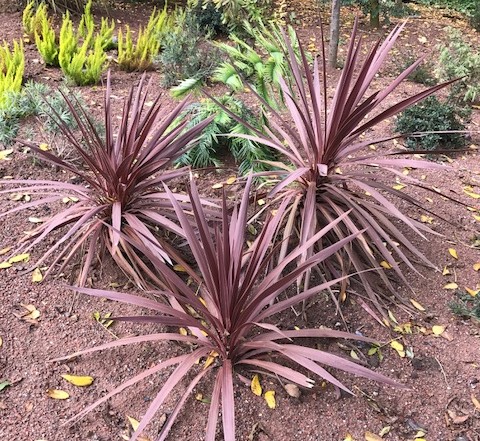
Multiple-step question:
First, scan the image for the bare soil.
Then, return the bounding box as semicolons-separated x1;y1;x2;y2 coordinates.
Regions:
0;2;480;441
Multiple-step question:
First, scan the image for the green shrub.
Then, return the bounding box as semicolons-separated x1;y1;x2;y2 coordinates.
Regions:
176;95;275;174
160;15;219;88
34;3;59;67
450;289;480;322
400;55;436;86
78;0;115;50
435;28;480;103
0;40;24;110
186;0;228;35
59;12;107;85
395;96;466;152
470;2;480;31
117;7;173;72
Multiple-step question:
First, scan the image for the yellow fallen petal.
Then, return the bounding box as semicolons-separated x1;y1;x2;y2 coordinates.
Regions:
448;248;458;259
39;143;50;151
47;389;70;399
392;184;406;190
432;325;445;335
61;374;94;387
264;390;276;409
0;262;12;269
251;374;262;397
442;266;450;276
474;263;480;271
32;268;43;283
380;260;392;269
225;176;236;185
257;199;266;206
410;298;425;311
443;282;458;290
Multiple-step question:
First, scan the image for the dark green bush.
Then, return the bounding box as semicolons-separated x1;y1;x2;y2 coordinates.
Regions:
470;2;480;31
401;56;436;86
187;0;228;36
395;96;466;152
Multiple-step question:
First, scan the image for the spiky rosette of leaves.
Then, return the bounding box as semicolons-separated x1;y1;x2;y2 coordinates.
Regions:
220;20;460;314
0;72;212;287
52;176;400;441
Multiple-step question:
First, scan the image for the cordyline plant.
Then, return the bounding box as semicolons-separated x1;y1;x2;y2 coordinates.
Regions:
0;72;212;287
219;20;459;315
52;176;400;440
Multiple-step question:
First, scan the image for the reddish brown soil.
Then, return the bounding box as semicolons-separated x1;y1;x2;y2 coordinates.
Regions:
1;2;480;441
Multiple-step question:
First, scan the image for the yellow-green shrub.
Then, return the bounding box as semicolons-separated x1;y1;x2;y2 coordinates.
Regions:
0;40;24;108
78;0;115;50
59;12;106;85
22;0;38;40
34;3;59;66
117;7;173;71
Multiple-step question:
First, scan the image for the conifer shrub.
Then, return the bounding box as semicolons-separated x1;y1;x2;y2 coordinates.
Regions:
58;12;107;85
34;3;60;67
0;40;24;110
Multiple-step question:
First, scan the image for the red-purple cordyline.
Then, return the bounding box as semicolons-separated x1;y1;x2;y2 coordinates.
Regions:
0;71;213;287
52;176;401;441
218;19;459;316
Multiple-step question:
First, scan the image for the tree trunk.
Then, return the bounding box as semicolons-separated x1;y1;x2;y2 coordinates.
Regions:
370;0;380;28
328;0;341;68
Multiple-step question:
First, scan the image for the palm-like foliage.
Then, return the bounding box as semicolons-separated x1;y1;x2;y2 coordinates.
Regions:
52;176;400;441
0;72;212;287
221;20;459;314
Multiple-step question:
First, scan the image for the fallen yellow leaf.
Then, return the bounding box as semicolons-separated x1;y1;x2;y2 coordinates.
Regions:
0;262;12;269
8;253;30;264
39;143;49;151
465;287;479;297
0;149;13;161
444;282;458;290
225;176;236;185
432;325;445;335
178;327;188;336
365;432;383;441
203;351;218;370
388;310;398;324
127;415;140;431
173;264;187;272
343;434;354;441
392;184;406;190
0;336;3;349
474;263;480;271
264;390;276;409
410;298;426;311
464;189;480;199
251;374;262;397
211;183;223;189
442;266;451;276
390;340;405;357
472;394;480;410
61;374;94;387
474;214;480;222
47;389;70;399
448;248;458;259
32;268;43;283
420;215;433;224
0;247;11;256
257;199;266;206
380;260;392;269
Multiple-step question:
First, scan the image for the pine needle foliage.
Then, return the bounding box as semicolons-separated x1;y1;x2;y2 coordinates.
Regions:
51;176;401;441
0;40;24;109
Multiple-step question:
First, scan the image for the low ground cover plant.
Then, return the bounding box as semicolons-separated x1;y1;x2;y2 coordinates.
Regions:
0;72;212;287
52;176;399;441
221;21;456;315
